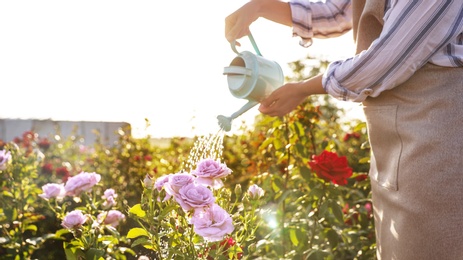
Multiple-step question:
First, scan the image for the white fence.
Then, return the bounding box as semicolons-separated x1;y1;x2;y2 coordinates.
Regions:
0;119;131;146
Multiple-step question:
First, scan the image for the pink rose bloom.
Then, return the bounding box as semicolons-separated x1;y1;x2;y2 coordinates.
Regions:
0;150;11;170
39;183;65;200
61;210;87;229
175;183;215;211
102;188;117;208
103;188;116;199
98;210;126;227
247;184;265;199
192;159;232;189
164;172;195;196
64;171;101;196
154;174;171;191
190;204;234;242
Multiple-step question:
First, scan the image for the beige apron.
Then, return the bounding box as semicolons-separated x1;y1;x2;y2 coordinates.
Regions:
355;1;463;259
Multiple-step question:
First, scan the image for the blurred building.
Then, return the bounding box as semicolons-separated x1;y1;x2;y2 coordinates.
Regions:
0;118;131;146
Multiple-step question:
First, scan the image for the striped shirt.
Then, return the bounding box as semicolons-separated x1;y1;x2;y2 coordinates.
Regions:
290;0;463;102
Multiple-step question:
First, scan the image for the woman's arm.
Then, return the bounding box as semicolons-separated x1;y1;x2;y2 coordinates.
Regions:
225;0;292;43
290;0;353;47
323;0;463;102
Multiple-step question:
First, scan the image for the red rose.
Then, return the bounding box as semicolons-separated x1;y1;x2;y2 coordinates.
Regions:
308;150;353;185
41;163;54;174
343;132;361;142
38;138;51;150
56;166;71;182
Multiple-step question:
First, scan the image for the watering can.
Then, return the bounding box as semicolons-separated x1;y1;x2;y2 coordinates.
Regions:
217;33;284;131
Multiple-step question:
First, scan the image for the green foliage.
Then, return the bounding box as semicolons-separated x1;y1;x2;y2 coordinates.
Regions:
0;142;52;259
127;170;262;259
219;56;375;259
0;55;376;259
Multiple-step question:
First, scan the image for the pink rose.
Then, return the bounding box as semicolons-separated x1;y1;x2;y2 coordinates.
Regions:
102;188;117;208
64;171;101;196
39;183;65;200
98;210;126;227
192;159;232;189
61;210;87;229
247;184;265;199
103;188;116;199
164;172;195;196
190;204;234;242
154;174;171;191
175;183;215;211
0;150;11;170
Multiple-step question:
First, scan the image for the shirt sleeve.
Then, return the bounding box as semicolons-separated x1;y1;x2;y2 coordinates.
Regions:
322;0;463;102
289;0;353;47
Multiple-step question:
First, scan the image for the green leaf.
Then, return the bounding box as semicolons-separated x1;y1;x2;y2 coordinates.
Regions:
98;235;118;245
325;228;339;249
54;228;71;239
309;188;324;200
159;204;177;218
2;190;13;198
130;237;150;248
359;157;370;164
330;201;344;223
273;138;283;150
289;228;299;246
86;248;105;260
128;204;146;218
319;200;328;216
271;177;283;193
299;166;312;182
25;224;37;232
261;137;273;149
127;228;149;239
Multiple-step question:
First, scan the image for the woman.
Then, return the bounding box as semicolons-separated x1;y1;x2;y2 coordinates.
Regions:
225;0;463;259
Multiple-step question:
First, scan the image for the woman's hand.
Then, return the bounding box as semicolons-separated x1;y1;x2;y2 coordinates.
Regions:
225;0;293;45
225;1;260;44
258;75;326;117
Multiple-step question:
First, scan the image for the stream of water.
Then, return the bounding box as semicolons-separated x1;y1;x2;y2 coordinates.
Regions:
183;128;226;172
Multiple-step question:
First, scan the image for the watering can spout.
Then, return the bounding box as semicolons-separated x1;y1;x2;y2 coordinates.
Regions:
217;100;259;132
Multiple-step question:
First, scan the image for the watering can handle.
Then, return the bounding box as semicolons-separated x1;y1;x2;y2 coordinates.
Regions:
231;32;263;56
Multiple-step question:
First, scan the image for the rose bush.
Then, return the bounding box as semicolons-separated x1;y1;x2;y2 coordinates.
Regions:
127;155;263;259
39;169;134;259
0;55;375;259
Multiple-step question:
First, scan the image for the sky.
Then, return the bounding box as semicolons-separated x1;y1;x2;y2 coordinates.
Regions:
0;0;360;138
